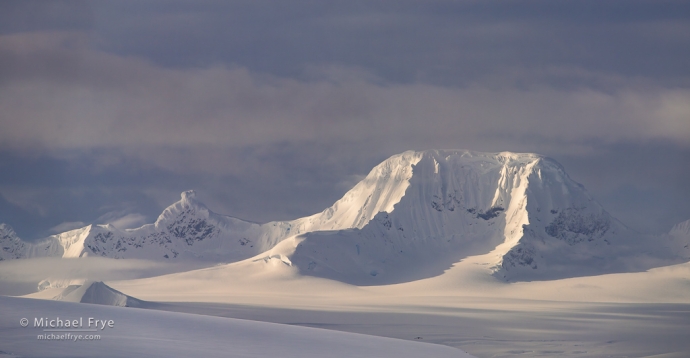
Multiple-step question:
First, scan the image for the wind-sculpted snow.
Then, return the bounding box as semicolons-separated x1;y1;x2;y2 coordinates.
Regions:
2;150;689;284
42;281;145;307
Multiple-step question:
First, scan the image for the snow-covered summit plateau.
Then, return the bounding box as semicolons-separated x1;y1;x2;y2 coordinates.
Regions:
1;150;688;283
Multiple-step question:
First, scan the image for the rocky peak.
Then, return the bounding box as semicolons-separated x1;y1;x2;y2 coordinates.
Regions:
155;190;211;227
0;223;18;239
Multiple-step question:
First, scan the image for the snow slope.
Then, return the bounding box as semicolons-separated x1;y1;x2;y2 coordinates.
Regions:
100;236;690;357
0;296;473;358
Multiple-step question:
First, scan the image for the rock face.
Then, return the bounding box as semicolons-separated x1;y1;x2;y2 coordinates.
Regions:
0;224;27;260
2;150;689;284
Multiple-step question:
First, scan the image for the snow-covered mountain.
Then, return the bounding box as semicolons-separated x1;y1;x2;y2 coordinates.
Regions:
2;150;688;284
265;150;690;285
274;150;690;283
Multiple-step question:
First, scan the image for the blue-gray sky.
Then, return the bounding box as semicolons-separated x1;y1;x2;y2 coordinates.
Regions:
1;0;689;240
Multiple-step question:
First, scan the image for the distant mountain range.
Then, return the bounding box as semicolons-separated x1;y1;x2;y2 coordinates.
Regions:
2;150;688;285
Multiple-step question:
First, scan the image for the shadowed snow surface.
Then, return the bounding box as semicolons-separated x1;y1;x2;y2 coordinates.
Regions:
0;296;474;358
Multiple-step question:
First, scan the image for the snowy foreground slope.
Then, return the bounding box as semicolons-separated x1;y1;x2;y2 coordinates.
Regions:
2;150;689;284
0;295;473;358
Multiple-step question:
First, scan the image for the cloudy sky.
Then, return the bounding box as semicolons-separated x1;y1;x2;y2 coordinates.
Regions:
1;0;689;240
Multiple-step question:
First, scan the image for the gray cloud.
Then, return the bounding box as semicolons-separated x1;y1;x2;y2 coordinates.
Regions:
1;31;688;152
